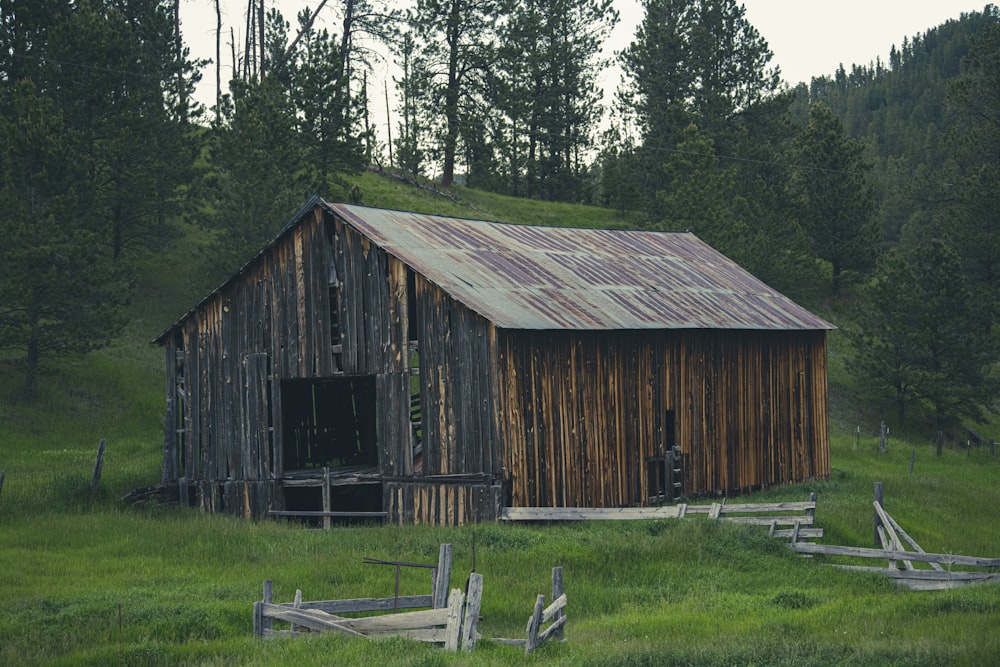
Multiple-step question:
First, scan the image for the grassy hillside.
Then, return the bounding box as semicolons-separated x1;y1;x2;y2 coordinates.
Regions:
2;172;999;665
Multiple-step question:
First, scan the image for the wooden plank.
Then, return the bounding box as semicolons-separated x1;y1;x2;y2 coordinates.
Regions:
461;573;484;651
537;614;568;643
263;602;449;633
502;506;682;521
724;515;814;526
771;527;823;539
268;510;388;518
791;542;1000;567
550;566;564;641
878;504;944;572
297;595;432;614
873;502;908;568
541;593;567;624
683;501;816;513
433;544;452;609
524;594;545;654
443;588;464;652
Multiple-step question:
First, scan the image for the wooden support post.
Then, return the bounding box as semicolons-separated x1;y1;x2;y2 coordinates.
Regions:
879;422;887;452
910;448;915;475
551;567;564;641
254;579;273;638
873;482;883;549
433;544;452;609
461;573;483;651
90;439;106;499
444;588;464;651
178;476;188;508
525;594;545;654
936;431;943;457
322;467;331;530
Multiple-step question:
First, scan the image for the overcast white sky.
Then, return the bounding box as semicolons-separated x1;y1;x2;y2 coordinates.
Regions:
181;0;984;134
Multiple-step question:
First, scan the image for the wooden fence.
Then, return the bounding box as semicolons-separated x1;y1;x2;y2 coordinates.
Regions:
253;543;484;650
790;483;1000;590
501;495;823;542
494;566;567;654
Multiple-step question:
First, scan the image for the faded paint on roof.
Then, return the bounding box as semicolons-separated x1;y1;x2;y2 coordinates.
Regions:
328;202;834;332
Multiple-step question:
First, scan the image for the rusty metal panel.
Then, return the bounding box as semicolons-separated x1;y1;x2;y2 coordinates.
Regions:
328;203;833;332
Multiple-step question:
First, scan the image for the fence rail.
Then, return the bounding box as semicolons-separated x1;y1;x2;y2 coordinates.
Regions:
790;483;1000;590
500;496;820;539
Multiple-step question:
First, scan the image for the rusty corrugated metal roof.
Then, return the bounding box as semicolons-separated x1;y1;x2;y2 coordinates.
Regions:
329;202;834;332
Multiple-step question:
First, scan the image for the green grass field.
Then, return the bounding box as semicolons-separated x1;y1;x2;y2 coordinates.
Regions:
2;174;999;666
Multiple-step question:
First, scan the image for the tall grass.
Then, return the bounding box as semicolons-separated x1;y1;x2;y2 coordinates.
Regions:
2;174;999;665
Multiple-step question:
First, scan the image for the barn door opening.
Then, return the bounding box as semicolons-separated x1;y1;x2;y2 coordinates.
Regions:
281;376;378;470
280;376;382;521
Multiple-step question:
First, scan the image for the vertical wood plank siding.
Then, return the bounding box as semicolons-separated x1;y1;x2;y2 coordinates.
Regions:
162;209;339;515
413;274;497;477
496;329;829;508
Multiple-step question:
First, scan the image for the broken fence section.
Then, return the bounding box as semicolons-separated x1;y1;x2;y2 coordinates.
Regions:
253;543;484;650
494;566;567;654
791;483;1000;590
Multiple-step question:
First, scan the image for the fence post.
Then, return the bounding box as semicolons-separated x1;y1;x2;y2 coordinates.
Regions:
879;422;887;452
461;573;484;651
322;467;331;530
936;431;943;457
444;588;464;651
254;579;273;638
910;447;915;475
433;544;452;609
551;567;565;641
90;439;106;499
873;482;883;548
525;594;545;654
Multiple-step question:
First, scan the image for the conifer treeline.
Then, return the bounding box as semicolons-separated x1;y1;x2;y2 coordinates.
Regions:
1;0;997;434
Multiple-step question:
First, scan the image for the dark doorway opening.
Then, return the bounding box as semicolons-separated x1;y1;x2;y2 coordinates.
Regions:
281;376;378;471
647;410;681;503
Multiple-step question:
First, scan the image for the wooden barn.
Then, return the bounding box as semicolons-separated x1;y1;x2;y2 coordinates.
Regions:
155;198;833;525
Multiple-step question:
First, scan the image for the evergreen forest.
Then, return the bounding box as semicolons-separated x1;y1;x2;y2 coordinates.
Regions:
1;0;998;440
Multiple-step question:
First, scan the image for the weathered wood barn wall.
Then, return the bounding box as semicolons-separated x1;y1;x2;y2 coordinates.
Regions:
156;198;832;525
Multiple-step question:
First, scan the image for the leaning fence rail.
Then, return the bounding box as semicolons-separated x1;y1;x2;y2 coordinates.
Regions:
790;483;1000;590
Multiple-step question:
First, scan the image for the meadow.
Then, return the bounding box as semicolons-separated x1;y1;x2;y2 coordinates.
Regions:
2;175;999;665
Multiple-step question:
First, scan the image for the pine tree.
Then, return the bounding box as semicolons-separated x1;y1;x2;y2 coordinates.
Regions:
620;0;779;202
0;81;130;401
410;0;498;186
851;236;994;431
945;13;1000;327
791;102;876;295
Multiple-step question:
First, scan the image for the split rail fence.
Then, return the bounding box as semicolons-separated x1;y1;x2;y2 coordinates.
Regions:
253;543;483;650
253;543;571;653
790;483;1000;590
502;495;822;542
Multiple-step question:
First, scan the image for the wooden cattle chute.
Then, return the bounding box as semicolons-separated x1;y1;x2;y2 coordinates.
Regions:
791;484;1000;590
156;200;831;524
